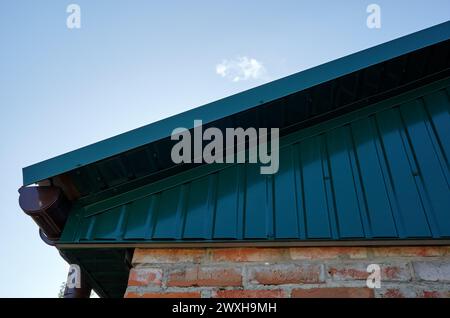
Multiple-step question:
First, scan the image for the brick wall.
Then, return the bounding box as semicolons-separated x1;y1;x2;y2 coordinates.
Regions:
124;246;450;298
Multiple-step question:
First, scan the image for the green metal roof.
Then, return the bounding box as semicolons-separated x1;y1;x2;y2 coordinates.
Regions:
58;79;450;246
22;21;450;186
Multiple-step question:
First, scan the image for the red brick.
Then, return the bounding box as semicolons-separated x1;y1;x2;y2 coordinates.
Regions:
327;263;411;281
382;265;410;280
210;248;288;262
133;248;205;265
372;246;447;257
167;266;242;287
214;289;286;298
421;291;441;298
290;247;368;260
419;290;450;298
124;291;201;298
127;268;162;287
327;265;367;280
249;264;322;285
291;288;374;298
380;289;405;298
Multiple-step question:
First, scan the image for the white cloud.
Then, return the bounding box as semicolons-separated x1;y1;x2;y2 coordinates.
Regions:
215;56;267;82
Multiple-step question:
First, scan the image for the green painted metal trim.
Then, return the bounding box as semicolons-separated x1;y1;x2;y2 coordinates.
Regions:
57;240;450;249
58;76;450;244
23;21;450;185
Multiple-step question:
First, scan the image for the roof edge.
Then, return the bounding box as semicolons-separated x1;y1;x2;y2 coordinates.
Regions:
23;21;450;185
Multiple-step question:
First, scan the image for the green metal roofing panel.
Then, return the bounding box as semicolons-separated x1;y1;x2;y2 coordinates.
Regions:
23;21;450;186
58;79;450;245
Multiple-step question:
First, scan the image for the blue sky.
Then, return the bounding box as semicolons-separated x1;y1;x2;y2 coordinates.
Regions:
0;0;449;297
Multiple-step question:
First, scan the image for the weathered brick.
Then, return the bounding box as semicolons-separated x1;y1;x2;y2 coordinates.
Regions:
420;290;448;298
248;264;322;285
372;246;447;257
167;266;242;287
377;288;405;298
210;248;288;262
290;247;368;260
133;248;205;265
214;289;286;298
124;291;201;298
379;287;450;298
327;263;411;281
127;268;162;287
291;287;374;298
126;246;450;299
413;261;450;282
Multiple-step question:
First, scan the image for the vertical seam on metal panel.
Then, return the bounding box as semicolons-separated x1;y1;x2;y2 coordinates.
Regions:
211;173;220;239
347;124;372;238
71;209;84;243
321;133;339;239
84;216;96;241
114;205;128;240
288;145;300;239
148;193;160;240
205;173;218;240
236;165;246;240
266;173;275;239
398;104;439;237
295;143;308;239
421;93;450;180
372;114;403;238
143;196;157;240
422;90;450;181
177;183;190;240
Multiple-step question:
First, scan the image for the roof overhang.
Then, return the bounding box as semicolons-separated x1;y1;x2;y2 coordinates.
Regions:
23;21;450;202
